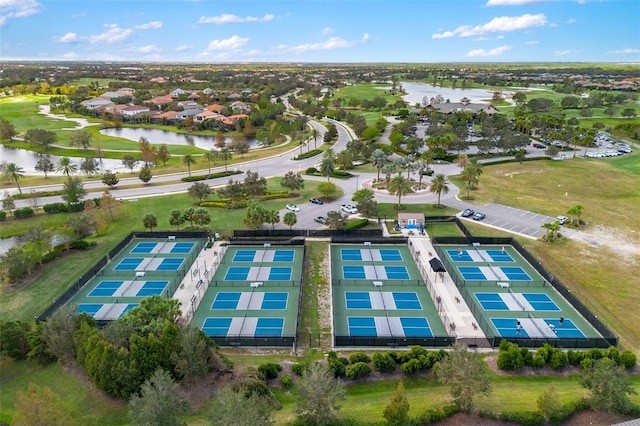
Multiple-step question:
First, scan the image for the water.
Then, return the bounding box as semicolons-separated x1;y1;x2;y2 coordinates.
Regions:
399;81;496;106
99;128;258;151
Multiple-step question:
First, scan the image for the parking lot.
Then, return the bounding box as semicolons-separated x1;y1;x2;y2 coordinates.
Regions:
459;204;558;239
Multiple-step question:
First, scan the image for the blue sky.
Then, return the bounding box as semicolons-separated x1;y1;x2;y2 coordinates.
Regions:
1;0;638;63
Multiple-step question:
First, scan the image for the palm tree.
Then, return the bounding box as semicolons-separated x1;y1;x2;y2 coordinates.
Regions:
405;154;416;179
567;205;584;226
381;163;396;185
182;154;196;177
311;128;319;150
430;173;450;207
220;147;232;172
319;157;335;182
388;175;412;208
414;159;428;189
422;150;435;173
5;163;24;194
455;153;471;169
370;149;387;181
336;150;353;171
203;150;218;175
56;157;78;177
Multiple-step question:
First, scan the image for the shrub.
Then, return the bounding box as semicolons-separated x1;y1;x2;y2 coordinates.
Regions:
291;361;310;376
414;404;459;424
328;358;346;378
535;344;552;364
345;362;371;379
0;210;5;221
181;170;242;182
579;357;594;370
498;341;525;370
349;352;371;364
408;345;428;359
521;347;534;367
13;207;34;219
345;218;369;230
532;353;546;368
372;352;396;373
258;362;282;380
305;167;318;175
43;202;69;214
608;346;621;365
400;358;422;375
293;149;322;160
587;348;606;360
549;350;568;370
500;410;544;426
280;374;293;390
69;240;93;250
567;349;584;366
620;350;637;369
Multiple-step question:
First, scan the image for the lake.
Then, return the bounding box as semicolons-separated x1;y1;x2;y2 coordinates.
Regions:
99;128;258;151
399;81;496;106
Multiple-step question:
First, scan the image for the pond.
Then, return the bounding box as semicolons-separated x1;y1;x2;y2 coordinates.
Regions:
99;127;259;151
399;81;497;106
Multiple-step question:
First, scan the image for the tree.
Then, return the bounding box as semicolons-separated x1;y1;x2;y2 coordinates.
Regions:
383;381;410;426
209;386;274;426
295;363;345;426
434;343;492;413
143;213;158;231
102;170;119;188
280;171;305;196
128;368;189;426
283;211;297;231
220;147;233;172
319;157;336;182
231;136;250;157
193;208;211;228
0;117;17;141
326;211;347;230
169;210;184;231
139;165;153;183
25;129;57;151
243;171;267;198
61;177;86;205
182;154;196;177
566;204;584;227
537;383;563;423
188;182;212;202
12;383;70;426
69;129;92;150
35;155;55;178
39;306;77;363
317;181;339;200
388;175;412;208
56;157;78;177
382;163;396;185
2;191;16;215
264;209;280;230
580;357;637;414
244;199;266;229
353;189;378;218
430;173;450;207
370;149;388;181
157;144;171;166
4;163;24;194
203;150;218;174
621;108;637;119
336;150;354;170
122;155;139;173
79;157;98;176
65;213;96;240
514;149;527;164
100;190;120;222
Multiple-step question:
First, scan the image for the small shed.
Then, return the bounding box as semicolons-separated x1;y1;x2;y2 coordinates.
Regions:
397;213;425;229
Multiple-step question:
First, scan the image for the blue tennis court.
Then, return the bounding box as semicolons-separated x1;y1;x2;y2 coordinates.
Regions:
458;266;485;280
523;293;560;311
137;281;169;297
201;318;233;336
492;318;530;338
486;250;514;262
273;250;295;262
348;317;377;336
393;293;421;309
448;249;473;262
255;318;284;337
380;249;402;261
269;267;292;281
343;265;366;279
157;258;184;271
544;319;586;338
341;249;362;261
114;257;143;271
262;293;288;309
233;250;256;262
345;292;371;309
502;267;532;281
385;266;410;280
89;280;123;297
225;267;250;281
212;292;242;309
77;303;103;316
132;242;156;253
400;317;433;337
171;242;194;254
475;293;508;310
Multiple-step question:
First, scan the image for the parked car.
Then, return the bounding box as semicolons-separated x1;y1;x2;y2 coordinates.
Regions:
314;216;327;224
341;203;358;214
286;204;300;212
532;143;547;149
472;212;486;221
461;208;475;218
309;198;324;205
556;215;568;225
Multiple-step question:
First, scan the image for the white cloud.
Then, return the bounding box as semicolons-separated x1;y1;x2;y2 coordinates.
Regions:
198;13;274;24
553;49;580;56
362;33;370;42
175;45;193;52
467;45;513;57
134;45;162;54
525;40;539;45
54;32;79;43
432;14;547;39
88;24;133;44
566;18;576;24
474;36;490;41
0;0;42;26
608;48;640;55
62;52;79;60
135;21;163;30
205;35;249;51
322;27;334;35
486;0;551;5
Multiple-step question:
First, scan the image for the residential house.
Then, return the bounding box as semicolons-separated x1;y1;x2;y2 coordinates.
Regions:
80;98;114;110
176;109;203;120
120;105;150;117
230;101;251;113
171;88;186;98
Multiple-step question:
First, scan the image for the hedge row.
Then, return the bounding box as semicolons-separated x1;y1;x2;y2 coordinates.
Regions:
180;170;242;182
293;149;323;160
